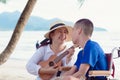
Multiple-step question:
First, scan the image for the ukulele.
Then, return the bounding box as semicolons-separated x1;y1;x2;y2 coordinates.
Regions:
38;45;77;80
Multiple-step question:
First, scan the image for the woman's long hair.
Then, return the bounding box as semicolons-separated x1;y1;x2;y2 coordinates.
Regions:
37;30;55;49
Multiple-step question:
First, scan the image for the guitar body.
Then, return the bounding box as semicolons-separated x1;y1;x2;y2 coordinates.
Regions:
38;55;62;80
39;55;62;67
38;45;76;80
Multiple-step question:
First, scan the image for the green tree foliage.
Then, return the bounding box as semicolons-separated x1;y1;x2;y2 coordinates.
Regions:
0;0;7;3
78;0;86;7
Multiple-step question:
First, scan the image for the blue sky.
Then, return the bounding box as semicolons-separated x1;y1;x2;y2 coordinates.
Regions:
0;0;120;32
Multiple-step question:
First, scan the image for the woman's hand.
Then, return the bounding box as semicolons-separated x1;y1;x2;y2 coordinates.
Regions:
66;46;75;64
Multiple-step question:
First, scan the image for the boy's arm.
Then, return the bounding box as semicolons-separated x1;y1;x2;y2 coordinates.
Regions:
73;64;90;78
62;65;77;76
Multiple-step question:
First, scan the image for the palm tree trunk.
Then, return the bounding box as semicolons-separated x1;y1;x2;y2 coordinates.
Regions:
0;0;37;65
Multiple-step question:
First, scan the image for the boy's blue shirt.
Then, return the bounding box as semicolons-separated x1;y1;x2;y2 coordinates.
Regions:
74;39;108;79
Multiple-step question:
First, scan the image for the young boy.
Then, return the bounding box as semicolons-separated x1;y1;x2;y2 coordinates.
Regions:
62;19;108;80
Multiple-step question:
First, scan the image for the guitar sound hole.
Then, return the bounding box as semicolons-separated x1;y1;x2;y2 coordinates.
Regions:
118;50;120;57
49;61;54;66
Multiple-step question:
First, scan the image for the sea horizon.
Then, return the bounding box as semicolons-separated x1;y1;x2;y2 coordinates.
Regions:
0;31;120;60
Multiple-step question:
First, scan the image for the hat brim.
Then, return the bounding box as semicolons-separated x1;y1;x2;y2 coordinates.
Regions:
44;25;73;42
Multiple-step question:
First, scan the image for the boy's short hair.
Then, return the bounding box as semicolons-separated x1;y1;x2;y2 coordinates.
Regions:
75;19;94;36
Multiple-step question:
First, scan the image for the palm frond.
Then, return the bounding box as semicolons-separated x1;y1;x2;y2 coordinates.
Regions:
77;0;86;8
0;0;7;3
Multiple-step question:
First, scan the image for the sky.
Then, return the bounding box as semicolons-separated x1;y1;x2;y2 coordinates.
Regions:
0;0;120;32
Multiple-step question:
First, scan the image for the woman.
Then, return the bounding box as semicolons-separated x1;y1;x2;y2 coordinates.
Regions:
26;21;75;80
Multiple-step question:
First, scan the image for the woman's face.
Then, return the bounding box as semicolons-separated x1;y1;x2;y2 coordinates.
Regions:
51;27;68;44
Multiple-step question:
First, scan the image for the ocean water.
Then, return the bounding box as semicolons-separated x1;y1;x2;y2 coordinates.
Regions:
0;31;46;60
0;31;120;79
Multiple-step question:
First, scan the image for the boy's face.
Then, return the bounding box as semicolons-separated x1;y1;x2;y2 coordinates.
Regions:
72;27;79;45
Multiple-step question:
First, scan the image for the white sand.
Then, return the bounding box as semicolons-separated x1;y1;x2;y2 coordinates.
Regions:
0;59;36;80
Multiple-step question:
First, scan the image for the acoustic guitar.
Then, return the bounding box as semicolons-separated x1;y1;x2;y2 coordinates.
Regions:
38;45;77;80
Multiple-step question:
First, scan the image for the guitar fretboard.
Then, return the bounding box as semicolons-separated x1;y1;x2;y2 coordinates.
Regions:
54;51;69;63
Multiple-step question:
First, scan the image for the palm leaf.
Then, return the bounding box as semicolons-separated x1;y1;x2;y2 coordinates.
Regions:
0;0;7;3
77;0;86;8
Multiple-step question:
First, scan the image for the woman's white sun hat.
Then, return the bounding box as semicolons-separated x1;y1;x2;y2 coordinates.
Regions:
44;21;73;41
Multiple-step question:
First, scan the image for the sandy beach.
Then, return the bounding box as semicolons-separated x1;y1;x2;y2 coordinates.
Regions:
0;59;36;80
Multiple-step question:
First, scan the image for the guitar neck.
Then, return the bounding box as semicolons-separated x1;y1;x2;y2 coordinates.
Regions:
49;45;77;66
54;50;69;64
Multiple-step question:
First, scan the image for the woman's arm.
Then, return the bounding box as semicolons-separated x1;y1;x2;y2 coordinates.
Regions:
66;46;75;64
26;47;45;75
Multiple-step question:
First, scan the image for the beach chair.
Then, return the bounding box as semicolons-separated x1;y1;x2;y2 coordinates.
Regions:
88;47;120;80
